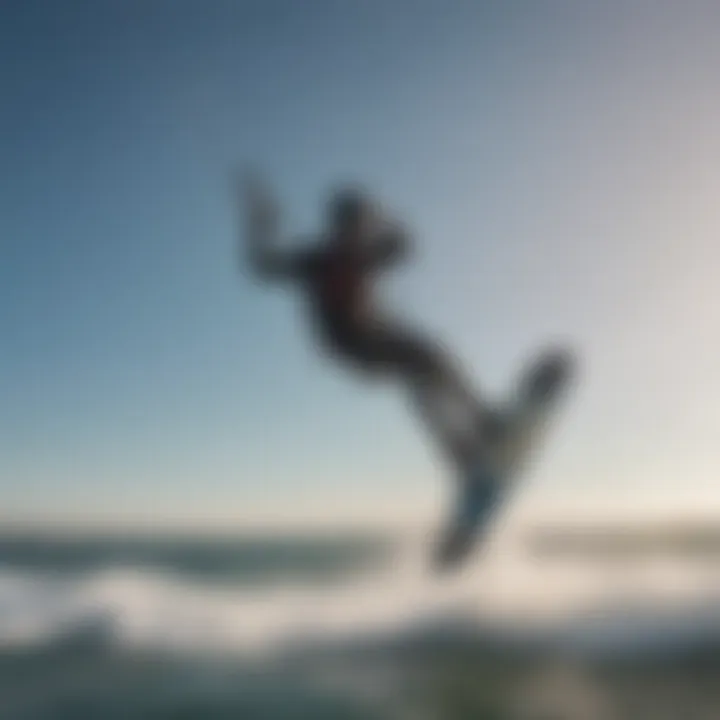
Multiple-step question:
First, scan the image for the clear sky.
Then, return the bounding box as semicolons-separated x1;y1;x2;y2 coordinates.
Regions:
2;0;720;527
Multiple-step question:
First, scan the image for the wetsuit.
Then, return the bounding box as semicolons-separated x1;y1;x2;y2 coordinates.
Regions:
247;222;483;465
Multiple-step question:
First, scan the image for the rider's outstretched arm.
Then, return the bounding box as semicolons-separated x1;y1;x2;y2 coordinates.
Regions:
238;171;307;281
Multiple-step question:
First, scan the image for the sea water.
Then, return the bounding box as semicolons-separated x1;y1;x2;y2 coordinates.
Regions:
1;526;720;719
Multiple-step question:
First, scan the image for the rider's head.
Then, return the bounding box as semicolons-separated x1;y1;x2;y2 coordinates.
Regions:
327;187;375;244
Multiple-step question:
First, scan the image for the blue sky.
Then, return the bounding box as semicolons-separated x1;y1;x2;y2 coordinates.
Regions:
2;1;720;526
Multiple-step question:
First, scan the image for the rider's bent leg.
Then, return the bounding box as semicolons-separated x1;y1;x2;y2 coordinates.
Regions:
343;320;485;467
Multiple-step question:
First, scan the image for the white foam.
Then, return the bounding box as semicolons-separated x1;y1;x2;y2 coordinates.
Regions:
0;538;719;660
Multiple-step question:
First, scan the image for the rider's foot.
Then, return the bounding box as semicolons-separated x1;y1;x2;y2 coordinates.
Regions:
476;408;512;446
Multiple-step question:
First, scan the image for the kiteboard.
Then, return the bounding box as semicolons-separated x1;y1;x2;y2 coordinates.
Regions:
433;348;575;571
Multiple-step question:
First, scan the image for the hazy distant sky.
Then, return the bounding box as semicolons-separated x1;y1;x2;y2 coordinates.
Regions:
2;1;720;526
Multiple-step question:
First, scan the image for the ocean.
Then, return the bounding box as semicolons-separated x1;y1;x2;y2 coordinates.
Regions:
1;526;720;719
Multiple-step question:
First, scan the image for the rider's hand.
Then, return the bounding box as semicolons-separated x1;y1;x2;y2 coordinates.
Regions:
236;168;279;232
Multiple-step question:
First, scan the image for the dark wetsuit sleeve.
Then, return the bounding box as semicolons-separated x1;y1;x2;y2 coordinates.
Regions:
249;242;312;280
364;225;411;270
245;210;313;281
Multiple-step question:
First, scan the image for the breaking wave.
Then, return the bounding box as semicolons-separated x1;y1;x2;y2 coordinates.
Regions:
1;531;720;663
